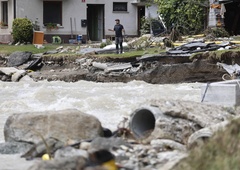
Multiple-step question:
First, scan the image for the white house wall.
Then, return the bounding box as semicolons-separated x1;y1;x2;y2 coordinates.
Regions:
0;0;159;43
146;5;158;19
16;0;42;23
63;0;86;35
102;0;139;36
14;0;139;36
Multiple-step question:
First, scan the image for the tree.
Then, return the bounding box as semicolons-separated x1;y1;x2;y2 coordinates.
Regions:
154;0;208;35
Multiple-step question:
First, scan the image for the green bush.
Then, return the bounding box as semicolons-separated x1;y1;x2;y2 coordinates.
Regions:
100;42;107;48
106;38;112;45
100;38;112;48
12;18;33;43
140;17;151;35
155;0;206;35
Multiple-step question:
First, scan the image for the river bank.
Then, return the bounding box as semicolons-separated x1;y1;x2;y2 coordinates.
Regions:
1;38;240;169
0;80;205;170
0;49;231;84
2;35;240;84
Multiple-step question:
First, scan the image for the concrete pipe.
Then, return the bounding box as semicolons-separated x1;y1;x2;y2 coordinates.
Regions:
129;105;162;139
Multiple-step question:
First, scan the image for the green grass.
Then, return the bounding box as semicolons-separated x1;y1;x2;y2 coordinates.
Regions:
98;47;163;58
0;43;163;59
0;44;62;55
190;49;240;62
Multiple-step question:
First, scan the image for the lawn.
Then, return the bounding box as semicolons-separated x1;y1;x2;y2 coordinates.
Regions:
0;43;162;59
0;44;65;55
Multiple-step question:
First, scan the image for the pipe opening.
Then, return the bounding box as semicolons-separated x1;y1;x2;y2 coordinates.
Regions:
130;108;156;139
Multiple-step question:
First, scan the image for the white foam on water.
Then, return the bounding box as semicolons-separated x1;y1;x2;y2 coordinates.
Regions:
0;80;203;169
0;81;203;140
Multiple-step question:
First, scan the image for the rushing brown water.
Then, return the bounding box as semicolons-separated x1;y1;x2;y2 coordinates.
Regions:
0;80;203;170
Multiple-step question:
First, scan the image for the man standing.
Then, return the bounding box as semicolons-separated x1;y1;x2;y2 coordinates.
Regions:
108;19;125;54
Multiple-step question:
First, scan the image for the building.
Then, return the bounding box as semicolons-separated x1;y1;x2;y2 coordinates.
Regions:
208;0;240;35
0;0;159;44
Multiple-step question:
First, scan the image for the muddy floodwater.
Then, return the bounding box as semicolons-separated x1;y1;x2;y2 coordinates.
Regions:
0;80;203;170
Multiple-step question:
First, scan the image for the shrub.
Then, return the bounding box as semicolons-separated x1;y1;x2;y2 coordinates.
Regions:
156;0;206;35
140;17;151;35
100;39;112;48
12;18;33;43
100;42;107;48
106;38;112;45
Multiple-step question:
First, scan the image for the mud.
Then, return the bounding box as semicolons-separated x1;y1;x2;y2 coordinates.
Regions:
27;54;226;84
0;51;235;83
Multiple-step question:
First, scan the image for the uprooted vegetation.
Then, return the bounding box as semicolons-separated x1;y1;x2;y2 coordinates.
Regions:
190;50;240;65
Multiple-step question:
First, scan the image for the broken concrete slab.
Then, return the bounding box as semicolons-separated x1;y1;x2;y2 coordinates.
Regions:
0;67;34;82
19;75;35;82
0;67;20;76
92;62;108;70
92;62;133;72
105;63;132;72
201;80;240;107
217;62;240;75
11;70;26;82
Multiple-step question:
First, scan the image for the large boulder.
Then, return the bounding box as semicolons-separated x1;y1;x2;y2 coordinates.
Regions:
4;109;104;143
0;141;33;154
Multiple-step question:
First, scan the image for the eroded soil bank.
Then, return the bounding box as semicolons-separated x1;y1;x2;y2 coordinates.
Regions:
0;50;238;83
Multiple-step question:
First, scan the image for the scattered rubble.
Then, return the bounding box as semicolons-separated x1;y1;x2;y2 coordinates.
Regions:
217;62;240;80
0;34;240;83
167;41;238;55
0;99;235;170
1;35;240;169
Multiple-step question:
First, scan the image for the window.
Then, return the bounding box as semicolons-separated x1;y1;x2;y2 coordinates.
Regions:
43;1;62;26
1;1;8;26
113;2;127;12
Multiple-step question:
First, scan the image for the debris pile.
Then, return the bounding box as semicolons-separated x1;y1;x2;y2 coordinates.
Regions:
0;100;235;170
167;41;238;55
